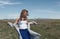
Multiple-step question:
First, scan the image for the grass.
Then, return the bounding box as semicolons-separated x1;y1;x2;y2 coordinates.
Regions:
0;19;60;39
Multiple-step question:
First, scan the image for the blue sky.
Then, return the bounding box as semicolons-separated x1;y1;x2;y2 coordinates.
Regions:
0;0;60;19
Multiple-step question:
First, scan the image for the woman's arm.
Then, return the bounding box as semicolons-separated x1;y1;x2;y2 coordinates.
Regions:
14;17;20;24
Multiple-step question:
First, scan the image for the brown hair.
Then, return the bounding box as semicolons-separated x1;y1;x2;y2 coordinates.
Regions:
19;9;28;20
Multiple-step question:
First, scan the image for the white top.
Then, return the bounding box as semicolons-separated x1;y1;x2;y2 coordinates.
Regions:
18;20;28;29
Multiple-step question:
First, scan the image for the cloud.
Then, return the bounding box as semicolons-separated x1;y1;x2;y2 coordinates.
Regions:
0;13;19;19
7;13;19;19
0;1;22;5
32;9;60;19
55;2;60;6
0;0;23;8
34;9;60;14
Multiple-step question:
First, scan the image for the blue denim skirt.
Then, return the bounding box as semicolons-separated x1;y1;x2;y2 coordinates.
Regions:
19;29;31;39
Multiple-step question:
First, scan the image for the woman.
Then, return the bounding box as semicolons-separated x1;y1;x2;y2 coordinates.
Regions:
15;9;31;39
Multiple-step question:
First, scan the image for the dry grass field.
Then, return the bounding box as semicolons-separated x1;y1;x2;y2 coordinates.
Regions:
0;19;60;39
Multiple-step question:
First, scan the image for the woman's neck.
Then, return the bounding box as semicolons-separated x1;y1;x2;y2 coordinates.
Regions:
20;18;27;21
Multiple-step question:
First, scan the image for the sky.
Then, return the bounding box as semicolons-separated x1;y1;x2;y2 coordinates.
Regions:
0;0;60;19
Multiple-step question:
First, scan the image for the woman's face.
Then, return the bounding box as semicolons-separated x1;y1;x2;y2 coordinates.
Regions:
23;11;28;17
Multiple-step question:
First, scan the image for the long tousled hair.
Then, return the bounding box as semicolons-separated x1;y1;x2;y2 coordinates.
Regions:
19;9;28;20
